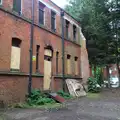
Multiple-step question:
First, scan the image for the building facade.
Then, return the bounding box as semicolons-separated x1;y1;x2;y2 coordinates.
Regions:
0;0;89;103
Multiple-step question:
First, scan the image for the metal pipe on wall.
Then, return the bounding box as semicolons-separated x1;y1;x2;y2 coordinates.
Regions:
28;0;35;96
61;10;65;91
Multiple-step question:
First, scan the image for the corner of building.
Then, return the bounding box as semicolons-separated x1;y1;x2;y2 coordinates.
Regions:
80;30;90;85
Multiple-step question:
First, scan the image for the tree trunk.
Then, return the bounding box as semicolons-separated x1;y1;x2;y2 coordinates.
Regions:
94;65;96;78
89;65;93;77
100;68;104;86
116;59;120;87
106;65;111;88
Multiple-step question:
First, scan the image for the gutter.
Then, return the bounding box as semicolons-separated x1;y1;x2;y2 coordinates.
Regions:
28;0;35;95
61;10;65;91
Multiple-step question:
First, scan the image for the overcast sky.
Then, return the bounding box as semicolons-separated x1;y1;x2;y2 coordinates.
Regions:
51;0;68;8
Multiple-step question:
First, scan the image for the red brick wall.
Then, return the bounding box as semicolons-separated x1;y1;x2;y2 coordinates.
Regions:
1;0;80;41
0;75;64;104
81;40;90;83
0;10;81;103
0;11;31;72
0;75;44;104
53;78;63;91
0;10;81;74
0;0;89;103
0;76;28;104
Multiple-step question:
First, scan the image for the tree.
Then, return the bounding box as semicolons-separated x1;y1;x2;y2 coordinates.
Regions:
65;0;120;86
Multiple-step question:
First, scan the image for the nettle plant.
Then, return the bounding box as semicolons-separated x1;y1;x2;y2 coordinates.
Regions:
88;77;101;93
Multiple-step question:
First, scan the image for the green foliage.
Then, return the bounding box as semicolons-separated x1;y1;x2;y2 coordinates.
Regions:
96;67;104;85
11;89;74;109
88;77;101;93
57;90;72;99
92;66;104;85
27;89;56;106
65;0;120;67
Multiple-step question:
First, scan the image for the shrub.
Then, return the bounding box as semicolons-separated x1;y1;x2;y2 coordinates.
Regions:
57;90;72;99
27;89;56;106
88;77;101;93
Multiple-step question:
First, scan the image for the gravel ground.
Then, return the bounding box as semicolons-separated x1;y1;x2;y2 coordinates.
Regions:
1;89;120;120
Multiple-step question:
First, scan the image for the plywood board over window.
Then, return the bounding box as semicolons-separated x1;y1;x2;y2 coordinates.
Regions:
10;46;21;70
75;57;79;75
45;49;52;57
44;49;52;90
10;38;21;70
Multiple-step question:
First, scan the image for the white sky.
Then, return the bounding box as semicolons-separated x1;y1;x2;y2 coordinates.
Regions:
51;0;68;8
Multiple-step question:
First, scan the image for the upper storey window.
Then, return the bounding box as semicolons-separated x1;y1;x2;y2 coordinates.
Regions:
39;2;45;25
51;10;56;32
73;25;77;40
13;0;21;15
0;0;2;5
66;20;70;39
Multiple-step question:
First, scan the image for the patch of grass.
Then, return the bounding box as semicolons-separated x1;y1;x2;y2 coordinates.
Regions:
87;93;100;99
0;114;6;120
11;103;66;110
30;103;65;109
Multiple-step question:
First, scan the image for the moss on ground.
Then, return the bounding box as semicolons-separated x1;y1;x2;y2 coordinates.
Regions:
87;93;100;99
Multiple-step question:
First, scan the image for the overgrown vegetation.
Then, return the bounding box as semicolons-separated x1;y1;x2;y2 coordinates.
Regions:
27;89;56;106
87;93;100;99
12;89;73;108
57;90;73;99
88;77;101;93
92;66;104;86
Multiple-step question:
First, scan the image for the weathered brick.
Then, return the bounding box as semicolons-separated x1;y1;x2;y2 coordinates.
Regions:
0;0;89;103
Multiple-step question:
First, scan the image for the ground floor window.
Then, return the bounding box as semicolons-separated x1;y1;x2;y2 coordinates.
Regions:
10;38;21;70
75;57;79;75
36;45;40;72
56;51;59;74
67;54;71;74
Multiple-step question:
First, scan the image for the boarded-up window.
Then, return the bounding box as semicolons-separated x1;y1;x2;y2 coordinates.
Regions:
67;55;71;74
13;0;21;14
45;49;52;57
39;2;45;25
10;38;21;70
75;57;78;75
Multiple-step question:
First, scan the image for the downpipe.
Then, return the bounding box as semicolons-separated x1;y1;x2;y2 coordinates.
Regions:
61;10;65;91
28;0;34;96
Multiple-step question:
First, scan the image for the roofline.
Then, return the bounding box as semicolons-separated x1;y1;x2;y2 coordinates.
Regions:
49;0;80;26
